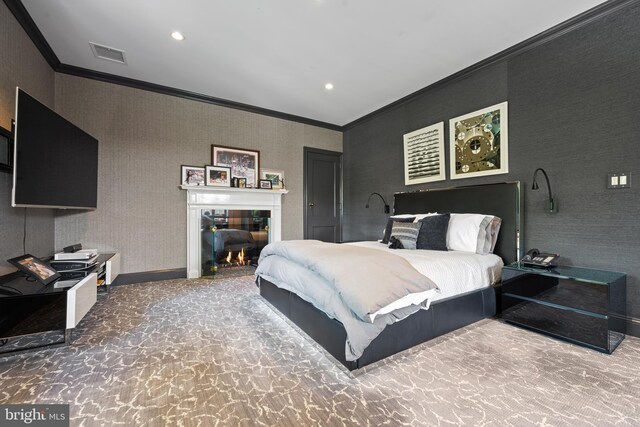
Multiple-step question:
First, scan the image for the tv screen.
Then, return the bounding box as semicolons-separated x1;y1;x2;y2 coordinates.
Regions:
12;87;98;209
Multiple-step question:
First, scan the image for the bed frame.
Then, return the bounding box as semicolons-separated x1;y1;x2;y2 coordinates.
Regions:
259;181;523;370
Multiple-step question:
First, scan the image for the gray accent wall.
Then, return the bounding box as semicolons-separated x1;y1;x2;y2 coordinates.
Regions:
53;74;342;274
0;1;55;275
343;4;640;320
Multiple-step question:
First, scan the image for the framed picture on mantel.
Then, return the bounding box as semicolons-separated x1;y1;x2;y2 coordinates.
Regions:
205;165;231;187
181;165;205;186
260;168;284;190
212;145;260;188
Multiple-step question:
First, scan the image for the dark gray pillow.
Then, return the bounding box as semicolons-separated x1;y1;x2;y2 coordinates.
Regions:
381;216;415;244
417;213;450;251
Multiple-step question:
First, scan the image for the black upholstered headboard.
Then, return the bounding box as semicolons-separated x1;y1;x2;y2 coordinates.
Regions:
394;181;523;264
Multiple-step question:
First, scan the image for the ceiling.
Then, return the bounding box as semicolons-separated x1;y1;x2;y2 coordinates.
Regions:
20;0;607;127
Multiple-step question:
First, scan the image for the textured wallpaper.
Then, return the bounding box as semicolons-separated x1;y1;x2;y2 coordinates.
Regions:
53;75;342;273
0;1;55;275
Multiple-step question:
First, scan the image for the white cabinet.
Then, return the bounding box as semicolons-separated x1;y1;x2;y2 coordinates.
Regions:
104;252;120;285
66;273;97;329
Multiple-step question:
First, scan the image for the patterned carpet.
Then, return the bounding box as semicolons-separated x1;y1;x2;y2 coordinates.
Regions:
1;275;639;426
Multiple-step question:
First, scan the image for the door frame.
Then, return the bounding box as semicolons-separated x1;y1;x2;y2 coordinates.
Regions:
303;147;343;241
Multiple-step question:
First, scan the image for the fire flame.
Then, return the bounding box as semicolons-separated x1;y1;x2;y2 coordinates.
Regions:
222;248;246;266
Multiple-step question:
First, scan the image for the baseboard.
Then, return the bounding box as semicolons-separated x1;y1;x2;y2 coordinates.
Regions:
111;268;187;286
627;317;640;338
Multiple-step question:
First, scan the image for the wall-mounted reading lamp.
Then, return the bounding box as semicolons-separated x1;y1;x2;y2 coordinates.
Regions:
365;192;390;214
532;168;557;213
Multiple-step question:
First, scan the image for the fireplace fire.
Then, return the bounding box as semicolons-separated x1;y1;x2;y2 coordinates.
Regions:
221;248;247;267
200;209;270;276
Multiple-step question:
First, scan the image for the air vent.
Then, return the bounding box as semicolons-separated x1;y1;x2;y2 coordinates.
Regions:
89;42;127;64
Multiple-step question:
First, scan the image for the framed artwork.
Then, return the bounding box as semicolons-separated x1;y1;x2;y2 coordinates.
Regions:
449;101;508;179
8;254;61;286
211;145;260;188
181;165;205;186
260;169;284;190
237;178;247;188
403;122;445;185
0;125;12;171
205;165;231;187
259;179;273;189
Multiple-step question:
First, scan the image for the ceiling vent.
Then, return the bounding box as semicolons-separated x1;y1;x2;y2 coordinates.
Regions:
89;42;127;64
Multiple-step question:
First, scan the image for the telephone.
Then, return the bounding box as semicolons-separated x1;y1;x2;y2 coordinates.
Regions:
521;248;559;268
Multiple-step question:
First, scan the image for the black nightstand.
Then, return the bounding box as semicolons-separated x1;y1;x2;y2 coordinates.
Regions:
501;263;626;354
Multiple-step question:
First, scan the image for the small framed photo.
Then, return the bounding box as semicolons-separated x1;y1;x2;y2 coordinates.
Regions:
237;177;247;188
259;179;273;189
8;254;61;286
181;165;205;186
205;165;231;187
260;169;285;190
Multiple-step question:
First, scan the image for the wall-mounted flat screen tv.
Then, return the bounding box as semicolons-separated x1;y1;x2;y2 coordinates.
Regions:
12;87;98;209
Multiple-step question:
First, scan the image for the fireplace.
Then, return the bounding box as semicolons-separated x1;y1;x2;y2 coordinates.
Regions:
201;209;270;276
182;186;288;278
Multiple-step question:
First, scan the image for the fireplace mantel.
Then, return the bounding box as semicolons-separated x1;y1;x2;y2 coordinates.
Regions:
181;186;288;278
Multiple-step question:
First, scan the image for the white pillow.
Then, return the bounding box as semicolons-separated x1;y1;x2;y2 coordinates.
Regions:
484;217;502;254
447;213;494;253
412;213;438;222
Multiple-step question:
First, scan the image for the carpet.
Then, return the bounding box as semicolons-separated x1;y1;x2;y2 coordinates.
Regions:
0;276;638;426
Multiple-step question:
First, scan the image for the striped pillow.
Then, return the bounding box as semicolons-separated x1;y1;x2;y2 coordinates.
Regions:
390;221;420;250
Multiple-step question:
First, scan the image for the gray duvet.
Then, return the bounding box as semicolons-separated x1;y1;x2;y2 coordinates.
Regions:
255;240;439;361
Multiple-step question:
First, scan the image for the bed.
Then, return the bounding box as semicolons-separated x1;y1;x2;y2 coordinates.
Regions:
257;181;523;370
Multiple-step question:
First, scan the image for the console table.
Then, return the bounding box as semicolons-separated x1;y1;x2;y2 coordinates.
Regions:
0;272;97;355
501;263;626;354
94;252;121;291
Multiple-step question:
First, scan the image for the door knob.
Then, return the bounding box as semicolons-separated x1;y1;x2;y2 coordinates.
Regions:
308;202;315;207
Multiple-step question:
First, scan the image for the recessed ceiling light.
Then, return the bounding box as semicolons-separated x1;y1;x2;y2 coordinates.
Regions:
325;83;334;90
171;31;185;41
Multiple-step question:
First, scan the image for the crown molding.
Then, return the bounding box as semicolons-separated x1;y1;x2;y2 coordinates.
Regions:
342;0;639;130
5;0;637;133
3;0;59;68
55;64;342;131
2;0;342;131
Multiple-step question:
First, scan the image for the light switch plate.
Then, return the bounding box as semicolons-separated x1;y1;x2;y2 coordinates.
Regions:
620;172;631;188
608;172;631;189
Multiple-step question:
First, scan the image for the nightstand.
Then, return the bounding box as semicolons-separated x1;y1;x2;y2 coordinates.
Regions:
501;263;626;354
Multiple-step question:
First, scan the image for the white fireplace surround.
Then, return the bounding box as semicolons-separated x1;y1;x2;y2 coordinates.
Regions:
181;186;288;278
